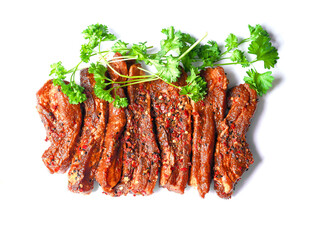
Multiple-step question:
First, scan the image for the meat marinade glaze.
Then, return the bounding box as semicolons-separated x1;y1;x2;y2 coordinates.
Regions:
214;83;257;199
36;80;82;174
37;64;257;198
95;53;128;195
190;67;228;198
150;69;192;194
111;63;161;196
68;68;108;194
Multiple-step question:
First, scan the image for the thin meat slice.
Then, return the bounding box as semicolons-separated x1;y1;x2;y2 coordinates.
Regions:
112;64;161;196
150;69;192;194
189;67;228;198
214;83;258;199
68;68;108;194
36;80;82;174
95;53;127;195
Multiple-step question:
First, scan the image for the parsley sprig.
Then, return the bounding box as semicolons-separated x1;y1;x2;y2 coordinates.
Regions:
209;24;279;95
49;23;279;106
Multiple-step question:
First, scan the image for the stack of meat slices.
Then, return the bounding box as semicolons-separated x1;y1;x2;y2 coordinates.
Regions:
37;54;258;199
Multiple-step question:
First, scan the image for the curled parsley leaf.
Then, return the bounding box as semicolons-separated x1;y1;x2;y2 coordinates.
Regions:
180;67;207;102
80;23;116;63
48;23;279;107
49;61;87;104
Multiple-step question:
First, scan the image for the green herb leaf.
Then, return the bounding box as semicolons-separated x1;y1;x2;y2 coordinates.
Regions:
159;26;183;56
155;55;180;83
113;94;128;108
243;68;274;96
198;40;221;69
225;33;238;51
80;24;116;63
88;62;108;82
88;63;115;102
111;40;129;55
180;67;207;102
129;42;148;61
82;24;116;44
49;61;87;104
248;35;279;69
230;49;250;67
248;24;269;40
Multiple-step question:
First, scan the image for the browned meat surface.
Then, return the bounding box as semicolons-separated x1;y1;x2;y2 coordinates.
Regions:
214;83;257;199
68;68;108;194
95;53;127;194
36;80;82;174
112;64;161;196
189;67;228;198
150;69;192;194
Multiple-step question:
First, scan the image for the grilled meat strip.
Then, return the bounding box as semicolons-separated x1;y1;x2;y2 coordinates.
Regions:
112;64;161;196
150;69;192;194
95;53;127;194
68;68;108;194
189;67;228;198
37;80;82;173
214;83;257;199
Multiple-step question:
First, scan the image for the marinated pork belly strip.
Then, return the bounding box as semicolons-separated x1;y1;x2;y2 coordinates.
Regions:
68;68;108;194
189;67;228;198
214;83;257;199
95;53;127;195
150;69;192;194
36;80;82;174
112;64;161;196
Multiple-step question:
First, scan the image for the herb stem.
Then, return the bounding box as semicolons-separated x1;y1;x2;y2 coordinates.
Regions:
178;32;208;60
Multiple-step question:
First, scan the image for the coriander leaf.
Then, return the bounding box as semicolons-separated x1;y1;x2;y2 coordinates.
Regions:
180;67;207;102
198;40;221;69
230;49;250;67
113;94;128;108
155;55;180;83
111;40;129;55
244;68;274;96
248;35;279;69
225;33;238;51
248;24;269;40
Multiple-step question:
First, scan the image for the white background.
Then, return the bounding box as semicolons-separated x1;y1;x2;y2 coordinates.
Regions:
1;0;319;239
